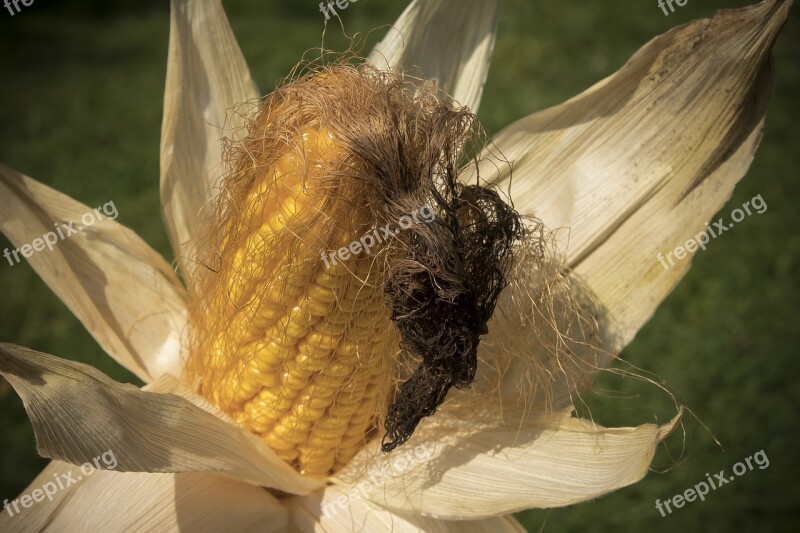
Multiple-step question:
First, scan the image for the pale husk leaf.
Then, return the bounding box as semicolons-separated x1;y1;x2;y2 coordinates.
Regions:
335;406;681;519
368;0;501;113
0;165;186;382
467;0;791;351
0;344;322;496
287;485;526;532
160;0;259;280
2;468;287;533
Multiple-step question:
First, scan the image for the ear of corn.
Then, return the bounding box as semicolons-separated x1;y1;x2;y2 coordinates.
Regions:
187;123;399;477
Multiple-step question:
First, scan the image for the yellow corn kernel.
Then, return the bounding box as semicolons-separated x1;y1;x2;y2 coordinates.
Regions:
305;296;335;316
252;341;293;370
307;284;338;303
187;119;400;478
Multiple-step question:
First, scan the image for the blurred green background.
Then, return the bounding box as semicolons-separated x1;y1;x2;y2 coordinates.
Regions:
0;0;797;531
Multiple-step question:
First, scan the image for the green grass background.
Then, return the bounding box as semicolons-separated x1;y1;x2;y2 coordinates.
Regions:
1;0;798;531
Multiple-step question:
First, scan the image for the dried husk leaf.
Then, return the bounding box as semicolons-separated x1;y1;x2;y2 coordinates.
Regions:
368;0;501;112
0;344;321;496
287;485;526;532
335;405;681;519
161;0;259;280
0;165;186;382
466;0;791;352
1;468;287;533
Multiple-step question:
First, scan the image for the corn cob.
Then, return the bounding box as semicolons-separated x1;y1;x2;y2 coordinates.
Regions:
188;123;399;477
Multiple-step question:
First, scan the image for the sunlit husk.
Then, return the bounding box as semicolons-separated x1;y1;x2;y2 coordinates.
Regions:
335;404;681;519
368;0;502;113
0;466;289;533
0;344;321;495
466;0;792;353
0;166;186;383
288;485;527;532
160;0;259;281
